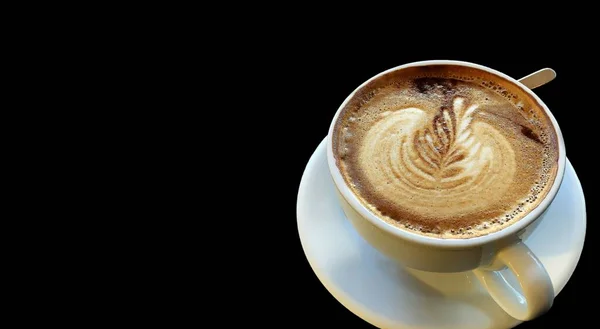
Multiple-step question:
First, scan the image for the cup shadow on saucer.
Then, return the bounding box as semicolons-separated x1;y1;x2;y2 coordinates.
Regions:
330;209;515;328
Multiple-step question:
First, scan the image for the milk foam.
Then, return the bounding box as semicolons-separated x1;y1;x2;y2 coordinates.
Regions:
333;66;559;238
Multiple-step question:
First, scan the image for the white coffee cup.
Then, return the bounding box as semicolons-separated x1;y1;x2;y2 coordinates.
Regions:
326;60;566;321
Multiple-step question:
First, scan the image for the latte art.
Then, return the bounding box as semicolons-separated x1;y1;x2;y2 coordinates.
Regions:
333;65;559;238
360;97;516;221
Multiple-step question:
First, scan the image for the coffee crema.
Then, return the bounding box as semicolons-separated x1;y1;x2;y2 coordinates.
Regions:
333;65;559;238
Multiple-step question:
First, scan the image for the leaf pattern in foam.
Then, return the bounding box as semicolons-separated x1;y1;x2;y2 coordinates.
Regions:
415;97;486;180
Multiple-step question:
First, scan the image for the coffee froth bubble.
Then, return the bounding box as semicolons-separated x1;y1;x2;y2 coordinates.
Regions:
333;65;559;238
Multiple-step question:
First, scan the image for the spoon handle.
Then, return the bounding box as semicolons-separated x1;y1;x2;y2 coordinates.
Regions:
518;68;556;90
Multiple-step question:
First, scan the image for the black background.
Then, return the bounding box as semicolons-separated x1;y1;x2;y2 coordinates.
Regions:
273;45;596;328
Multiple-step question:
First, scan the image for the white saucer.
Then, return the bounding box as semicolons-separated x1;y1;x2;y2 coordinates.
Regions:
297;138;586;329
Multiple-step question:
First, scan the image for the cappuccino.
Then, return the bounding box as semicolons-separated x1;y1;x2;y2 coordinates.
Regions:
332;65;559;238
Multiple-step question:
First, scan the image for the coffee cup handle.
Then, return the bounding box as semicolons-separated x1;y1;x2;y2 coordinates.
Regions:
473;241;554;321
